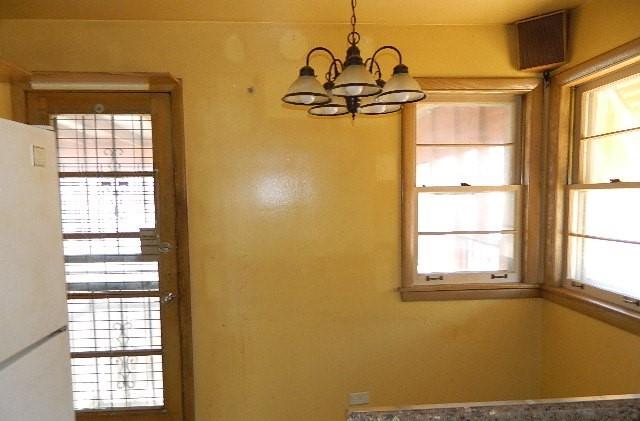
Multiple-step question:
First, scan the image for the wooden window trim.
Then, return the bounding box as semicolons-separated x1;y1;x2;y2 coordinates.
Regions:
401;78;544;301
546;37;640;337
17;72;195;420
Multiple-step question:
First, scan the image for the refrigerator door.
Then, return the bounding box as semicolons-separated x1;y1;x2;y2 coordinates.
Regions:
0;329;74;421
0;119;69;362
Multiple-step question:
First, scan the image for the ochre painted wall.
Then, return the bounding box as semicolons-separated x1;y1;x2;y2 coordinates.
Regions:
541;0;640;399
564;0;640;68
0;19;543;420
2;0;640;418
542;302;640;397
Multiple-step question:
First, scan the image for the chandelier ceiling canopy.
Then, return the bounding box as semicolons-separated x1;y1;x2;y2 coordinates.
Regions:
281;0;426;118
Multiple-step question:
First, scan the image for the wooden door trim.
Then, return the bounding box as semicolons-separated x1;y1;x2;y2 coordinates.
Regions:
22;77;194;421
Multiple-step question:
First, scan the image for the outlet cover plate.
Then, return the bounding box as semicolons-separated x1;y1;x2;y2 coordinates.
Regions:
349;392;369;406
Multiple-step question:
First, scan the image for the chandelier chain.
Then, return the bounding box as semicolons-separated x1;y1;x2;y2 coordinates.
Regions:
351;0;357;30
347;0;360;46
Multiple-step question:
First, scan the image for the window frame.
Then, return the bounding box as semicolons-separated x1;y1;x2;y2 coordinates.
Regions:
544;38;640;336
401;78;543;301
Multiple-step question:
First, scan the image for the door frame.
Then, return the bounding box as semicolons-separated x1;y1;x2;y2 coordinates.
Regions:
17;73;194;421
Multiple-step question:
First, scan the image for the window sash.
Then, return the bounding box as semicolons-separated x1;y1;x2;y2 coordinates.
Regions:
565;64;640;308
408;96;523;285
565;279;640;312
413;185;522;284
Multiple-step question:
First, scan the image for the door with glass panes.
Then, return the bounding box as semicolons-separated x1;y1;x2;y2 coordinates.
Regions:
27;92;185;421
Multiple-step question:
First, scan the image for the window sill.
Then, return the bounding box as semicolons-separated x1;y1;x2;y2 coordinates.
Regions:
542;285;640;336
399;283;540;301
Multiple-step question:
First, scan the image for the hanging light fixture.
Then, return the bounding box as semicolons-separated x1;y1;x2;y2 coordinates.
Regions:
282;0;426;118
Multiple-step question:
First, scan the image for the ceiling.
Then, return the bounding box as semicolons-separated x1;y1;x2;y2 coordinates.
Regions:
1;0;590;25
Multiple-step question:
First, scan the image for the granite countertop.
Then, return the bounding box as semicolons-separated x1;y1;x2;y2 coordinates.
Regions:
347;394;640;420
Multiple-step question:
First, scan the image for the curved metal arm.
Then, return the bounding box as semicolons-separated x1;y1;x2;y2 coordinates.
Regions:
305;46;338;67
325;58;344;82
367;45;403;72
364;57;383;79
305;47;344;82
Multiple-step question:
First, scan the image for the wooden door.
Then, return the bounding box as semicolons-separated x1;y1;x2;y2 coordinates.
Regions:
27;92;188;421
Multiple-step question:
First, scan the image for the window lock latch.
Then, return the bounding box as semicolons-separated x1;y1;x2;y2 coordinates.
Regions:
491;273;508;279
623;297;640;306
426;275;444;281
570;281;585;289
609;178;621;183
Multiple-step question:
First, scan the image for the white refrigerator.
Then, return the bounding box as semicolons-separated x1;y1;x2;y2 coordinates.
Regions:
0;118;75;420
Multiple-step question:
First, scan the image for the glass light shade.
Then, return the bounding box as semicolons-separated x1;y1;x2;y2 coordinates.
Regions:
358;97;401;115
377;71;426;104
308;95;349;116
282;75;331;105
332;64;382;98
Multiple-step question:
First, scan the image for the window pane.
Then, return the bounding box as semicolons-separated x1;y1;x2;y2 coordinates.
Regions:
417;102;516;144
64;238;141;255
582;72;640;138
570;188;640;242
55;114;153;172
568;236;640;299
417;233;515;274
416;145;513;186
71;355;163;410
68;297;161;352
418;191;516;232
580;132;640;183
65;261;159;293
59;176;156;234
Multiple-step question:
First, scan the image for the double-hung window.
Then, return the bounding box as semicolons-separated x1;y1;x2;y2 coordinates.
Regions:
565;63;640;309
401;79;542;300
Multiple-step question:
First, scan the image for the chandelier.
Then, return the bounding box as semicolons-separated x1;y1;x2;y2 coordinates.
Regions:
281;0;426;118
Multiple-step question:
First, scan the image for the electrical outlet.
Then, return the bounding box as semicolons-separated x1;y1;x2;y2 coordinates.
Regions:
349;392;369;406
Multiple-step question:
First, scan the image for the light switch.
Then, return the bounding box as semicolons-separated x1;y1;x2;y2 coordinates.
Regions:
32;145;46;167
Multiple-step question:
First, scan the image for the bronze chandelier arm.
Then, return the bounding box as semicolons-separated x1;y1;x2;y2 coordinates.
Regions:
364;57;383;80
368;45;403;72
305;46;340;67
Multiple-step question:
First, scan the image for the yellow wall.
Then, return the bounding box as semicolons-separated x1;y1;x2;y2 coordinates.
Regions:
542;302;640;397
2;0;640;418
0;19;544;420
565;0;640;68
541;0;640;399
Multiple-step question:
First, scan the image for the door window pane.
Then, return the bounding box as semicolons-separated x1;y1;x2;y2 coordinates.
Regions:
70;355;163;410
55;114;153;172
59;176;156;234
68;297;161;352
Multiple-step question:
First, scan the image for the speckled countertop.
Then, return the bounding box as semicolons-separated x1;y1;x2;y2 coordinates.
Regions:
347;394;640;420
